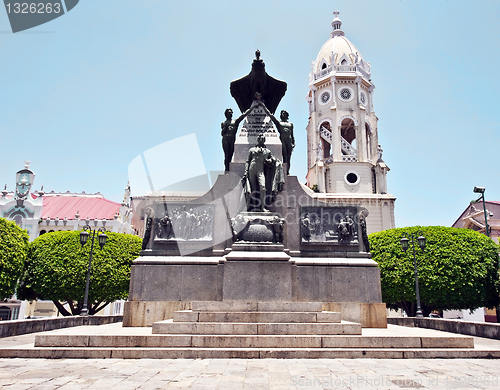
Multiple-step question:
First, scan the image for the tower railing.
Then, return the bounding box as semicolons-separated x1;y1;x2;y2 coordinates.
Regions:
319;127;357;162
315;66;332;80
320;126;332;142
312;64;371;81
341;136;357;162
335;65;356;72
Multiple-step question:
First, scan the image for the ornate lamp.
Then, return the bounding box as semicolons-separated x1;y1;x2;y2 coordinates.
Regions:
400;231;426;318
79;230;89;246
79;225;107;316
98;232;107;249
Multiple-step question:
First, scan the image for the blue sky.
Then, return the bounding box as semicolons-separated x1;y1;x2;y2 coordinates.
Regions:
1;0;499;228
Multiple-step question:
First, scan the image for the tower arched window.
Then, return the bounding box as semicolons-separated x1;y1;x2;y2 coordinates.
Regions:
319;122;332;158
322;63;327;70
340;118;357;162
365;123;372;161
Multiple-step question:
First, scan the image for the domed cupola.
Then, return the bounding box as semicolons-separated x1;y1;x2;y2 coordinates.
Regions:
311;12;370;80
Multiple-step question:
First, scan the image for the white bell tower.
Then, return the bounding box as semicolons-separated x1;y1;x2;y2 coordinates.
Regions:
305;12;395;233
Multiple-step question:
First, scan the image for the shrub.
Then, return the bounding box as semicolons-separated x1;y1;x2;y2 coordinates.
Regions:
0;218;29;299
369;226;500;316
21;230;141;315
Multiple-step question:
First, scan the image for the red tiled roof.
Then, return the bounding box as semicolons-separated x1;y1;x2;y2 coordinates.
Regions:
42;196;120;220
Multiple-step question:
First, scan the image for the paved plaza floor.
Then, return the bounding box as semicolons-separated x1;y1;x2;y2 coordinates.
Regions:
0;356;500;389
0;325;499;389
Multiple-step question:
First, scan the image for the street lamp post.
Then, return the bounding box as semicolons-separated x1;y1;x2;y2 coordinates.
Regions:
79;225;107;316
472;187;499;323
472;186;490;238
400;231;426;318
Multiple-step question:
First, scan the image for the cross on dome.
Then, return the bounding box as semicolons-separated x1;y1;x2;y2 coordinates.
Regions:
331;11;344;37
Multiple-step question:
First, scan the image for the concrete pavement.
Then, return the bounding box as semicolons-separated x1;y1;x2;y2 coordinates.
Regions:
0;356;499;389
0;323;499;388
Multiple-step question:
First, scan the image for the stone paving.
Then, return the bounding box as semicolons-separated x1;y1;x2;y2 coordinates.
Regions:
0;326;500;389
0;357;500;389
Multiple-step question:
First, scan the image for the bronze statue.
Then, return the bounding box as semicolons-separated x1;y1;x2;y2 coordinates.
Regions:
271;215;285;243
360;215;370;252
221;102;256;172
301;213;311;241
142;216;152;250
337;215;354;241
242;134;284;212
260;104;295;175
230;50;287;115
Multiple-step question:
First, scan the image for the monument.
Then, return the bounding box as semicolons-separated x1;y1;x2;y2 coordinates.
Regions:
124;48;387;329
26;14;481;360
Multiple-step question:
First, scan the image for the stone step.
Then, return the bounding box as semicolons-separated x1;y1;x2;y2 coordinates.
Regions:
34;334;474;349
224;250;291;261
228;243;286;252
152;320;362;335
191;301;323;312
173;310;341;323
2;347;491;359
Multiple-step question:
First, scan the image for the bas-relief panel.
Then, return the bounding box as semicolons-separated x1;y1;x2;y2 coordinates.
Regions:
300;206;359;246
152;203;214;242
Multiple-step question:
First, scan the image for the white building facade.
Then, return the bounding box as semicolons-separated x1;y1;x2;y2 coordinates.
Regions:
305;13;395;234
0;162;135;320
0;162;135;242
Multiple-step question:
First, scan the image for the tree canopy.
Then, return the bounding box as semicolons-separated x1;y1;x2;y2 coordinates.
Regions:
369;226;500;317
21;230;141;315
0;218;29;299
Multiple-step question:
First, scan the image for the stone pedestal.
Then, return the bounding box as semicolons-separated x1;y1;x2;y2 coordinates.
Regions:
125;173;387;328
222;244;292;302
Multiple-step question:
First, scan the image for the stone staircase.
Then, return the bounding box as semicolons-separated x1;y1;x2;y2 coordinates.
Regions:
18;301;482;359
152;302;356;337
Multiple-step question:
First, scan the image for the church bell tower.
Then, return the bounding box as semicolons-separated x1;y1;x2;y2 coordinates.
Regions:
305;12;395;233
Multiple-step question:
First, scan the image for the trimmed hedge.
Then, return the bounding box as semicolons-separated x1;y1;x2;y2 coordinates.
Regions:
0;218;29;299
22;230;141;315
369;226;500;317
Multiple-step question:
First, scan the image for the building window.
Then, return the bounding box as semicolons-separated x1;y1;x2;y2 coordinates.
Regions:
0;306;11;321
340;118;357;161
365;123;372;161
360;92;367;105
344;171;360;186
319;121;332;158
319;91;331;105
338;86;354;102
13;215;22;227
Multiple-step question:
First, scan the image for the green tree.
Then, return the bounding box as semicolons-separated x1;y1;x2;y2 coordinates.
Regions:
0;218;29;299
20;230;141;315
369;226;500;317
